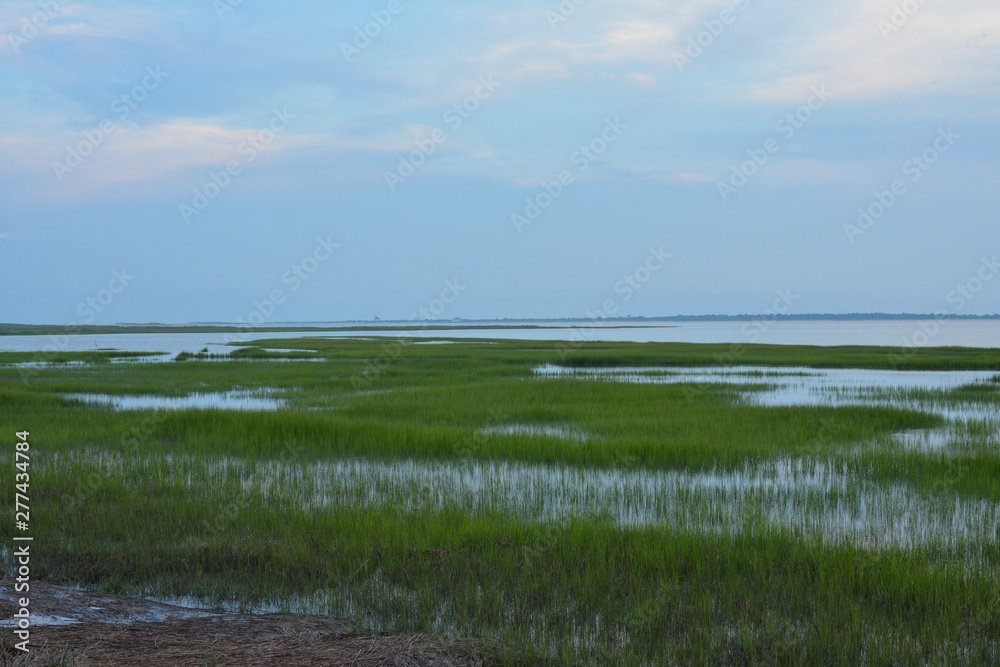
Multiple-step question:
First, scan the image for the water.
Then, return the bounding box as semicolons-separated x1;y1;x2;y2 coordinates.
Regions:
57;451;1000;551
66;390;284;412
482;423;590;441
535;365;998;402
537;365;1000;451
2;319;999;354
0;332;328;356
2;354;175;369
329;320;1000;347
0;614;79;627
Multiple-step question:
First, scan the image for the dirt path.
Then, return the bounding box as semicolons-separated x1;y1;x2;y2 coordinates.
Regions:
0;580;493;666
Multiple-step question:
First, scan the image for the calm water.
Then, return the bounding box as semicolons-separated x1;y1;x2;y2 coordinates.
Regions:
535;365;999;399
66;390;285;412
538;365;1000;452
1;319;998;354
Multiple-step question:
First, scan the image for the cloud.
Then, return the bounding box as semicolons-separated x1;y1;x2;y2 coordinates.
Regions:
2;0;997;205
454;1;724;83
598;18;682;60
743;0;1000;102
673;172;715;183
0;117;320;197
95;121;313;181
602;166;715;183
0;1;176;52
509;60;569;81
628;72;657;87
443;0;998;105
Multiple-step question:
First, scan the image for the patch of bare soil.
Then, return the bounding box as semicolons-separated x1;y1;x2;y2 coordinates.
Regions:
0;580;495;666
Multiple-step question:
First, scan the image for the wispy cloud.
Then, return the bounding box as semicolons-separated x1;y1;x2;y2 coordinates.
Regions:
0;118;320;197
743;0;1000;101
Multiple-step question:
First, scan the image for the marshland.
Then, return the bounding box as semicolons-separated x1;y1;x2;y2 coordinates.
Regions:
3;335;1000;664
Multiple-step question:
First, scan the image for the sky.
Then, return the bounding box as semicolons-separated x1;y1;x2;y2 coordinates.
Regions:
1;0;998;324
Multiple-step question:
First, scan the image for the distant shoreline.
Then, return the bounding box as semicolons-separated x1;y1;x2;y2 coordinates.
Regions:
1;315;999;337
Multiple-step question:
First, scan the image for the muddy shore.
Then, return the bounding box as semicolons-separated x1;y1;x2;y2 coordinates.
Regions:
0;580;491;666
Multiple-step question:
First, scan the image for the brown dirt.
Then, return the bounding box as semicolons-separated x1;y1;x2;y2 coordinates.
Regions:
0;580;495;666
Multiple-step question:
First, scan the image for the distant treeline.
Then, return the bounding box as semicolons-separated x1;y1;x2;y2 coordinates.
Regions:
585;313;1000;322
2;313;999;336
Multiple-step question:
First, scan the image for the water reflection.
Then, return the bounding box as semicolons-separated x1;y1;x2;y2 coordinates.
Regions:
537;365;1000;451
58;451;1000;551
481;423;590;441
66;389;284;412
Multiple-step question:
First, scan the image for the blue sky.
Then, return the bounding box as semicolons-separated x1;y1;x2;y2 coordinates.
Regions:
1;0;998;324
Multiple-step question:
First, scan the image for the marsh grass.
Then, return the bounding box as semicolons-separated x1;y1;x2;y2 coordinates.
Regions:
0;350;160;365
175;347;319;362
2;338;1000;664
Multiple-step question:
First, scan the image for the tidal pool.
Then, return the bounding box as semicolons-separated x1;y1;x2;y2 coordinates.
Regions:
534;365;998;398
65;389;284;411
537;365;1000;451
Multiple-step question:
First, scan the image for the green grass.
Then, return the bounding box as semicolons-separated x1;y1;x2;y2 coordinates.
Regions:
174;346;319;362
2;337;1000;664
0;350;160;364
555;340;1000;371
